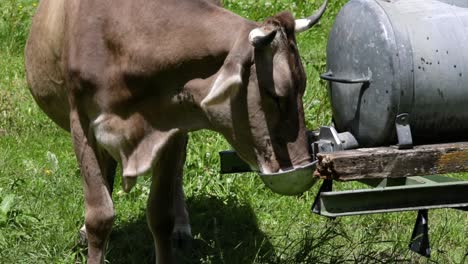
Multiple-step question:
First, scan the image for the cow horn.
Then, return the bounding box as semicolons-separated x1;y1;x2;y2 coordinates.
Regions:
295;0;328;33
249;28;277;48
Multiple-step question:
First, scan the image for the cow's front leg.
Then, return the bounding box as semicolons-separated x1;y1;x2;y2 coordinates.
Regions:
172;168;192;252
147;133;188;264
78;154;116;246
70;111;114;264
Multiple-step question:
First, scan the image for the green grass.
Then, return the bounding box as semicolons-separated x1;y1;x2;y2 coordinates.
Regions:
0;0;467;263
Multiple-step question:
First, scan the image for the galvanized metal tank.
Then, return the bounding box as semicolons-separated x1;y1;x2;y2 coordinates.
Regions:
323;0;468;147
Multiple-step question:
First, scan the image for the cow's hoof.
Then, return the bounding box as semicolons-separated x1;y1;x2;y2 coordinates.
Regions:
171;224;193;253
78;225;88;246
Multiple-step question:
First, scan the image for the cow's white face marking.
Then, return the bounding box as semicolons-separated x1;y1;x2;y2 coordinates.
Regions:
261;164;273;174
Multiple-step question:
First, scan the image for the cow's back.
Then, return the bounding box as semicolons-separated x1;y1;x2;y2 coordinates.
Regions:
26;0;245;132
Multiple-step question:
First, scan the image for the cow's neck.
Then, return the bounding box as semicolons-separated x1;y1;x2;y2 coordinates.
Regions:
68;0;258;133
172;26;255;133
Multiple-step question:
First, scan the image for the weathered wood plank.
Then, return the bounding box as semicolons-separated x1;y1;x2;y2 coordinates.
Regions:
314;142;468;181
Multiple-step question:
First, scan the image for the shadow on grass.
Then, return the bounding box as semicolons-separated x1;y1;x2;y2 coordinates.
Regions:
105;216;154;264
105;195;276;264
286;217;416;264
97;196;415;264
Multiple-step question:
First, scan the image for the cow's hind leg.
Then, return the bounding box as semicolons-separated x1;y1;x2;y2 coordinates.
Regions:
70;110;115;264
147;133;189;264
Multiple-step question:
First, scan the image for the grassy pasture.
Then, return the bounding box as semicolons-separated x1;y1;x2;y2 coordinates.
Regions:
0;0;467;263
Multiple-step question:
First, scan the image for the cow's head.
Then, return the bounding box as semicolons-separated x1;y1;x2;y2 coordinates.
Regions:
201;1;327;194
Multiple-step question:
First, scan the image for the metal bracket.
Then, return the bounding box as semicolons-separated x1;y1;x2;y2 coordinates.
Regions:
311;179;334;218
396;113;413;149
409;210;431;258
312;126;359;156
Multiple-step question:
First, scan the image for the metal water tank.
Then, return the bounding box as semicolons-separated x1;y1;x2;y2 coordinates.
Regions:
322;0;468;147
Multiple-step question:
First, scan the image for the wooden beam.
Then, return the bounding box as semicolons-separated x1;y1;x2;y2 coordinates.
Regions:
314;142;468;181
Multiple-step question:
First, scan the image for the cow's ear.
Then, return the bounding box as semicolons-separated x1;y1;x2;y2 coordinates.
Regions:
201;62;244;107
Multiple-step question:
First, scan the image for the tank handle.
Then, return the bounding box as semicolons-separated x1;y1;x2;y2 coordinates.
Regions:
320;71;371;84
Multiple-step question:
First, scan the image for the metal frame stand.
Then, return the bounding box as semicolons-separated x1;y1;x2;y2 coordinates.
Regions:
218;139;467;259
310;176;468;258
311;176;468;217
311;179;334;216
409;210;431;257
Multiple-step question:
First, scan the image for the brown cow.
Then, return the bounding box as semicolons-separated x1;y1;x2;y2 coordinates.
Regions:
25;0;327;263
